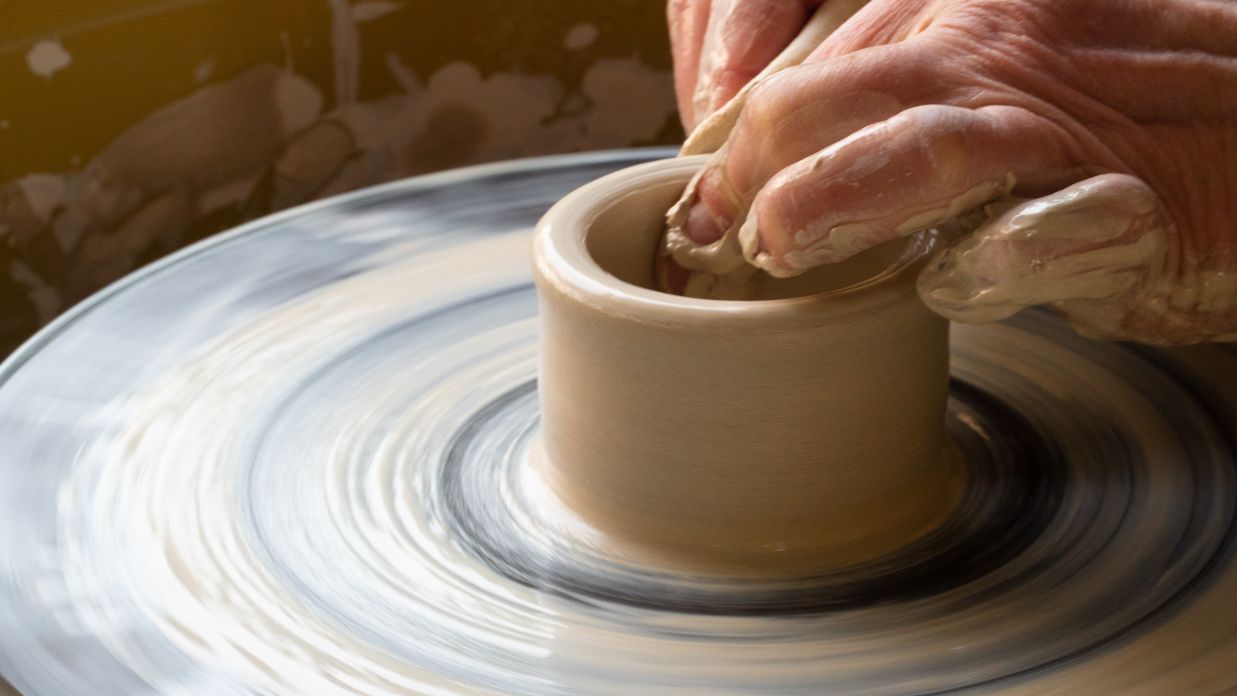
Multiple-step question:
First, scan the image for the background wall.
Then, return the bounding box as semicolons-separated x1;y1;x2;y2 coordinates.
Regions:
0;0;681;357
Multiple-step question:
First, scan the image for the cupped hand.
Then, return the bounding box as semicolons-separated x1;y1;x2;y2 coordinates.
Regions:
667;0;1237;344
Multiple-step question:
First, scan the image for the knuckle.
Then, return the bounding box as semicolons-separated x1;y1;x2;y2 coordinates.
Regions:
741;73;795;126
884;104;972;147
739;63;823;131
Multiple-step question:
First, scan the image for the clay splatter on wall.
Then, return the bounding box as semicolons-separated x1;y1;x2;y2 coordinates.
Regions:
0;0;680;356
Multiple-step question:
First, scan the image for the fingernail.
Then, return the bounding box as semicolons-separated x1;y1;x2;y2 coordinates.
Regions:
684;200;726;245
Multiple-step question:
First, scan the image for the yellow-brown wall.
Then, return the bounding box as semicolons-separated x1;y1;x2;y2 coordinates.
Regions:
0;0;681;356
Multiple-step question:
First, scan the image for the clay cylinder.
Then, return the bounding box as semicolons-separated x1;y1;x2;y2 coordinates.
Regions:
532;157;956;574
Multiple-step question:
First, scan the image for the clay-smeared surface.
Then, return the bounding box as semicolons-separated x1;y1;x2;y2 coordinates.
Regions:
535;157;957;574
1;150;1236;695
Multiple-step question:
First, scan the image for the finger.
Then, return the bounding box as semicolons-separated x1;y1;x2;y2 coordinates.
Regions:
690;0;822;128
916;174;1167;326
668;0;713;131
808;0;935;61
669;41;943;263
739;103;1082;276
681;0;872;155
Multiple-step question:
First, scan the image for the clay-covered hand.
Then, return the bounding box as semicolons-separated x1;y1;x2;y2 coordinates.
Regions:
668;0;1237;344
669;0;824;130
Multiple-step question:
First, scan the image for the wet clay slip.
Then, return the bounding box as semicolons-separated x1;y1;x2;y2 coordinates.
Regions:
532;157;959;573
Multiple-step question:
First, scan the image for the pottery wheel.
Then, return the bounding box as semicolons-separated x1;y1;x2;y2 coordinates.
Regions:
2;149;1237;695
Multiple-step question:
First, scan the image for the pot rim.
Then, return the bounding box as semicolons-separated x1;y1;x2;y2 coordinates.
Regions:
533;156;937;329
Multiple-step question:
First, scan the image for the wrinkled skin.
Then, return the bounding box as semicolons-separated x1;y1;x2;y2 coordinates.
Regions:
667;0;1237;344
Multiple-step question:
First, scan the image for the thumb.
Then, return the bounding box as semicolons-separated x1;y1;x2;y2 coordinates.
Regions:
917;174;1168;331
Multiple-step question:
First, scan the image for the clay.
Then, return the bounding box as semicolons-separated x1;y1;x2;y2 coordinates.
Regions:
532;157;958;573
25;39;72;79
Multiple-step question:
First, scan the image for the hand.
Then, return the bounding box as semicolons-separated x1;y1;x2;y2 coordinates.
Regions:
666;0;1237;344
668;0;824;131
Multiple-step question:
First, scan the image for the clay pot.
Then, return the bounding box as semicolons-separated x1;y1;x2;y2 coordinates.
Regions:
532;156;958;574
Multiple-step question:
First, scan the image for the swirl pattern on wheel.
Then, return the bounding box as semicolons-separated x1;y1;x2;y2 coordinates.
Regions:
2;150;1237;695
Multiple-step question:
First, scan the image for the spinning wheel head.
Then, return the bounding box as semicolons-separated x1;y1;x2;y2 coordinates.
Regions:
0;151;1234;696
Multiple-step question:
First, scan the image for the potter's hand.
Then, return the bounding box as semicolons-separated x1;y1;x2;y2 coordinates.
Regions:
669;0;828;131
668;0;1237;344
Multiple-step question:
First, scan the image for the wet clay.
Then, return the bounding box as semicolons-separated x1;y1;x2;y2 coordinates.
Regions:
533;157;959;574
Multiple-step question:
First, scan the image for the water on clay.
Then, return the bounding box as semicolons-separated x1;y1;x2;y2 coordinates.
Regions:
1;149;1237;695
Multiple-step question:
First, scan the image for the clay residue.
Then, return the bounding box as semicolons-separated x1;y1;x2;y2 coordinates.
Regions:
1;41;676;353
564;23;600;51
26;39;72;79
